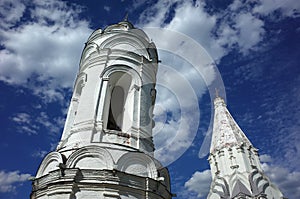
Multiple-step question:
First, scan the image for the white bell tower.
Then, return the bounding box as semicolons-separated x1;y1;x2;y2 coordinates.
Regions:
31;20;172;199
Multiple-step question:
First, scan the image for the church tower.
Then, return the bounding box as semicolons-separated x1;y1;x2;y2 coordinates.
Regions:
207;97;285;199
31;20;172;199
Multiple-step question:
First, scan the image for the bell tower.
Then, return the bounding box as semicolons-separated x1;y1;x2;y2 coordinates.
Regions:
31;20;172;199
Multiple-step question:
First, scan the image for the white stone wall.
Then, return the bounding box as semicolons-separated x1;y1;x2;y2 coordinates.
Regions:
33;21;171;199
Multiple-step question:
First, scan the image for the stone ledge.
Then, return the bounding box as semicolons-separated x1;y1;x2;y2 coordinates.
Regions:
31;168;172;199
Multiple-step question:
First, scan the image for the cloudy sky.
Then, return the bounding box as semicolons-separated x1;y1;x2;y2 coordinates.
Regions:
0;0;299;198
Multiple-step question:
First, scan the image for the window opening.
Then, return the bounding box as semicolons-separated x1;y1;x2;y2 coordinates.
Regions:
107;86;124;131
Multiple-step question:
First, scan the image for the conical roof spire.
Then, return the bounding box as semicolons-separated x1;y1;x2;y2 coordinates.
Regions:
210;97;252;153
208;96;286;199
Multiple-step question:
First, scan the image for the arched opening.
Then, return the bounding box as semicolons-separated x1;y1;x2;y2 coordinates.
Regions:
103;71;134;132
107;86;124;130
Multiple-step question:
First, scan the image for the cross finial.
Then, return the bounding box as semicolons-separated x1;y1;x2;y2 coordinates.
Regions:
215;88;219;98
123;12;129;22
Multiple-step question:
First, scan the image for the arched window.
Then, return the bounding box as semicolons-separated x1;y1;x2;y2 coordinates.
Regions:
104;71;133;132
107;86;124;130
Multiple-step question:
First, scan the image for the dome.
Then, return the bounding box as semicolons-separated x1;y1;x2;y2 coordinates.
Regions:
86;21;151;43
103;20;150;42
103;21;134;32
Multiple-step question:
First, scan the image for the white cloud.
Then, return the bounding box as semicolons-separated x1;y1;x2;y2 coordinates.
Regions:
137;0;175;27
153;64;201;166
229;0;243;11
165;1;225;61
214;5;266;55
0;170;32;193
262;163;300;198
139;0;299;60
0;21;90;92
11;113;39;135
0;0;92;102
259;154;273;163
139;0;224;61
32;150;48;158
36;112;64;135
132;0;147;9
0;0;26;29
104;6;110;12
138;0;267;61
233;13;265;54
154;114;198;165
184;169;212;198
11;111;65;136
11;113;31;124
253;0;300;18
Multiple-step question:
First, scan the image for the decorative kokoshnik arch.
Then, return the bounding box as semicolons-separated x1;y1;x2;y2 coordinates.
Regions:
36;152;64;178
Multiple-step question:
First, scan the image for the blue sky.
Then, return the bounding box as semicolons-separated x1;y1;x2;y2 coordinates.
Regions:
0;0;299;198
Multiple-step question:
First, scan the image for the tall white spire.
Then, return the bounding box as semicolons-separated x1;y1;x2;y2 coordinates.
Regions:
207;97;286;199
210;97;252;153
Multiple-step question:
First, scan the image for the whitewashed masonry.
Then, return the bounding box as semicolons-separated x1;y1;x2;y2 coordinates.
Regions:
207;97;286;199
31;20;172;199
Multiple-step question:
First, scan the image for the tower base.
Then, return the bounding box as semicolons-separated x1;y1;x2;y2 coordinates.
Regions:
31;168;171;199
